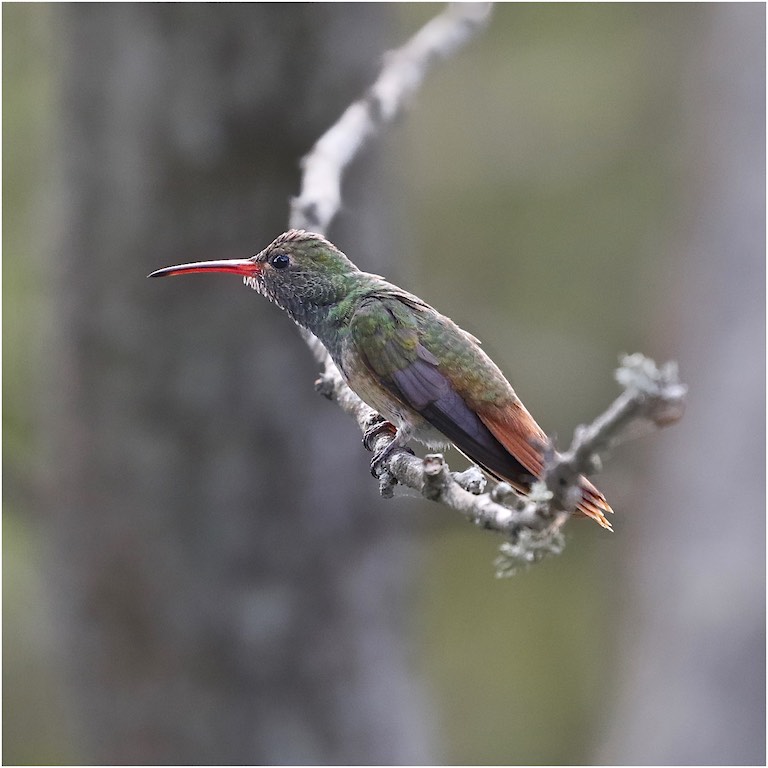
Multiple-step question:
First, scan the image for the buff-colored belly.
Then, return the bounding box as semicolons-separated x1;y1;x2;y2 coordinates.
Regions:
339;345;451;449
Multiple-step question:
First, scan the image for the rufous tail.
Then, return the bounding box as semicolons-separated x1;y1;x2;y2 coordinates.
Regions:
576;476;614;531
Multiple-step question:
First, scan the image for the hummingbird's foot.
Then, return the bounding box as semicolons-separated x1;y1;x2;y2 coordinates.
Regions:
370;440;396;478
362;415;397;453
363;416;415;483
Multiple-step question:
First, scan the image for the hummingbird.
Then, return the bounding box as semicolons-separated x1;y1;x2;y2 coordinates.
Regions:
149;229;613;529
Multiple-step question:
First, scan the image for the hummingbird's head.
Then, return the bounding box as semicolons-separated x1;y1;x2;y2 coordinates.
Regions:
148;230;361;313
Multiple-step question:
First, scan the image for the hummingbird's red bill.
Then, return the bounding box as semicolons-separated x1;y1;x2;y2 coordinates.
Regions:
147;259;260;279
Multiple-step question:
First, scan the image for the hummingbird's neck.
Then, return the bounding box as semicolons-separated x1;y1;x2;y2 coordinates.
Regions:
283;298;335;337
272;272;349;327
281;274;377;362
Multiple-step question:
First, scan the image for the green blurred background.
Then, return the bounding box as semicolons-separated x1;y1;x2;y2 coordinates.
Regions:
4;3;765;765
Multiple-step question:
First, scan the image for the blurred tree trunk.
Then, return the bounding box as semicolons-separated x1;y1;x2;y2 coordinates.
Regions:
598;5;765;764
43;5;431;764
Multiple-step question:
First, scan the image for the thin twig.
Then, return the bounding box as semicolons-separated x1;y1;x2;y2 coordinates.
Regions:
316;354;687;542
286;4;687;567
290;2;492;234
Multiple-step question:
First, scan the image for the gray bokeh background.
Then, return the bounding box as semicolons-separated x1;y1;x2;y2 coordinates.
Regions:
5;4;764;764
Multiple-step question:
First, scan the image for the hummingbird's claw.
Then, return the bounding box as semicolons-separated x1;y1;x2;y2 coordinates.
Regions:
362;415;397;453
369;440;415;479
370;444;395;479
363;415;415;479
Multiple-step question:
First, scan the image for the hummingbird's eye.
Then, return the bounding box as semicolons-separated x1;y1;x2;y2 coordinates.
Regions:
269;253;290;270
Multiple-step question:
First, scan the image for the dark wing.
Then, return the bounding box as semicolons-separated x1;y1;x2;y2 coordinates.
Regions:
350;293;614;529
349;296;534;487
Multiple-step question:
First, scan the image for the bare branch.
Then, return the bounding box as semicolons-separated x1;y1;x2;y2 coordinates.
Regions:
523;355;688;520
286;4;687;570
316;352;687;553
290;2;492;234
